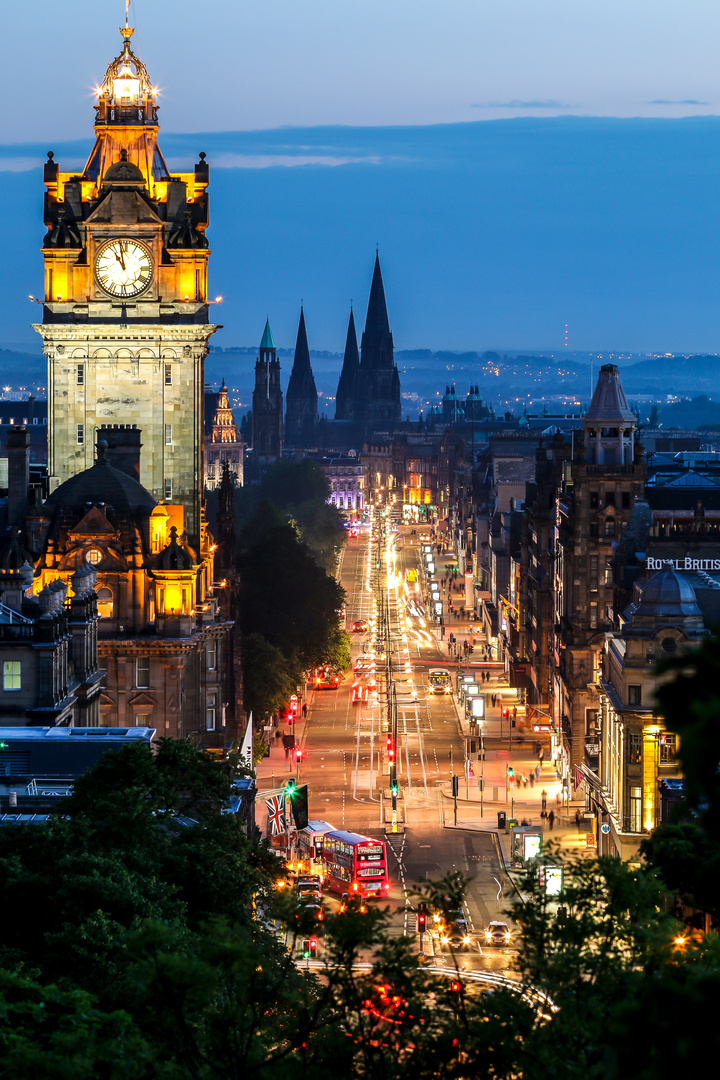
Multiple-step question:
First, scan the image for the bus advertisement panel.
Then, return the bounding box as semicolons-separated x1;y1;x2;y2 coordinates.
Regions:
321;830;389;898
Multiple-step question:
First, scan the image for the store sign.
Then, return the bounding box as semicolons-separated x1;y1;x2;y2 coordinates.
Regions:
585;742;599;757
646;555;720;571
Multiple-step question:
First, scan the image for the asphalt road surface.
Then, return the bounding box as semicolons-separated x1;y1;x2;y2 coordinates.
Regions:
296;522;517;974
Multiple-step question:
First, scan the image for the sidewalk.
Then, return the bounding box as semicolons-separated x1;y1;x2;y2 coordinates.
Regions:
427;541;592;871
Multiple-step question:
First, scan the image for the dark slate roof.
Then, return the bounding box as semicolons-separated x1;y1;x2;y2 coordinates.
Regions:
636;568;702;618
584;364;635;423
43;454;156;518
286;308;317;401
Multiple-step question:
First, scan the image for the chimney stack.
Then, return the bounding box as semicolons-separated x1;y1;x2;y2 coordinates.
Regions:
96;424;142;480
7;426;30;527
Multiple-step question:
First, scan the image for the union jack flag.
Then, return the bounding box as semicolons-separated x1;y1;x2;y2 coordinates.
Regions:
266;793;286;836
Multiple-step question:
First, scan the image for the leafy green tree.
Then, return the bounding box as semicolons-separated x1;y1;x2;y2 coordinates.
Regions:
241;631;302;719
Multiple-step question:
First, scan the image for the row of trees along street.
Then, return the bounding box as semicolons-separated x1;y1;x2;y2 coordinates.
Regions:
227;460;350;722
1;635;720;1074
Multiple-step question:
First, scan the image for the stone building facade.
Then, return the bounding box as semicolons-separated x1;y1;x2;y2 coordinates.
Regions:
204;380;242;490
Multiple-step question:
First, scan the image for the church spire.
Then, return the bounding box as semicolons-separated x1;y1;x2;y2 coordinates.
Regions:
335;306;359;421
360;252;393;368
285;308;318;448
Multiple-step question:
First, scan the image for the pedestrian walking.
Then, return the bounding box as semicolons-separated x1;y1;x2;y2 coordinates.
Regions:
535;764;540;782
522;774;528;789
529;771;535;788
556;791;562;810
541;788;548;812
491;693;496;707
538;746;545;765
441;625;446;639
575;808;582;830
548;809;555;831
302;703;307;719
512;705;517;724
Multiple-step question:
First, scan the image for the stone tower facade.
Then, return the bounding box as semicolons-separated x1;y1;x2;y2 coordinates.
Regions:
554;364;647;772
251;319;283;475
285;307;318;448
32;24;217;549
205;379;242;490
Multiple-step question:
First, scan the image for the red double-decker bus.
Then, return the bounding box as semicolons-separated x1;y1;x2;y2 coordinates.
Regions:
320;830;389;898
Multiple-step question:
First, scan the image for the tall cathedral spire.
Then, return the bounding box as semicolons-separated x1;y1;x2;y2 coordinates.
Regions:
335;306;359;421
285;308;318;448
360;252;394;370
353;254;401;435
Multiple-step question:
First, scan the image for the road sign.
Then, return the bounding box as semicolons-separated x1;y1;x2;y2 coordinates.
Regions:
601;823;610;835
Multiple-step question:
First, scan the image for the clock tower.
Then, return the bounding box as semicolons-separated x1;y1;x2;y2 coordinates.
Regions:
33;22;218;549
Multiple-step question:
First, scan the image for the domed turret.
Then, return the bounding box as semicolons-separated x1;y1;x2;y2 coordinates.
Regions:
636;567;702;619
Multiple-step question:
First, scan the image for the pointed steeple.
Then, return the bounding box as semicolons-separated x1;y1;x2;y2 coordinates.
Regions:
287;308;317;400
360;253;393;368
335;306;359;421
260;318;276;352
285;307;318;448
353;252;401;435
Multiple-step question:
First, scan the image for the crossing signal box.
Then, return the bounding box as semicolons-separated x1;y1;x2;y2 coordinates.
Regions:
451;775;459;797
417;903;427;932
507;765;514;779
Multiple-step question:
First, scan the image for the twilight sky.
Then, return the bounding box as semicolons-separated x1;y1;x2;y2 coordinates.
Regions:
2;1;720;354
4;0;720;137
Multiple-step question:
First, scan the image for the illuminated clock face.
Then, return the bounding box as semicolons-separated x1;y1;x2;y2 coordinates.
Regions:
95;239;153;298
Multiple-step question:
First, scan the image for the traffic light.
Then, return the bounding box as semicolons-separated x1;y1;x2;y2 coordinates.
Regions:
286;778;296;792
302;938;318;958
451;775;459;797
390;780;399;797
417;902;427;932
449;979;463;994
387;735;395;762
287;784;309;830
295;747;303;763
507;765;514;779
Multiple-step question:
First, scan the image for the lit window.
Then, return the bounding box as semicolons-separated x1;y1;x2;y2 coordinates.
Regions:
165;423;172;446
627;733;642;764
77;424;84;445
165;363;172;385
164;478;172;500
85;547;103;565
3;661;21;691
77;364;84;386
96;587;114;618
135;712;150;728
629;786;642;832
136;656;150;688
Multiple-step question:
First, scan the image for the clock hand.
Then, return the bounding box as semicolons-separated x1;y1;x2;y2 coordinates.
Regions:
117;245;126;271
